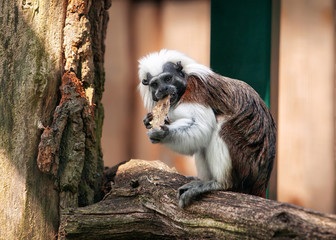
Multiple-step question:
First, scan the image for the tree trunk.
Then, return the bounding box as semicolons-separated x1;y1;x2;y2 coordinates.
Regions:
0;1;110;239
60;160;336;239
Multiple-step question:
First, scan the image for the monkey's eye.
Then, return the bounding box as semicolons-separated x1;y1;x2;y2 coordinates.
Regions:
150;81;158;88
164;75;172;83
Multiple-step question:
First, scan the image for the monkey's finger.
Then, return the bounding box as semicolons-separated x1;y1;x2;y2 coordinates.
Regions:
159;125;169;132
150;139;160;144
179;198;187;208
178;190;194;208
143;113;153;124
177;182;195;198
177;187;187;198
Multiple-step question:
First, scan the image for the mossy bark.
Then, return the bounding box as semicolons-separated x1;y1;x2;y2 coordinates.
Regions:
0;1;110;239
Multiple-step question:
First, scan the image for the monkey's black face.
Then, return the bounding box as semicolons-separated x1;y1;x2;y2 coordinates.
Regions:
142;62;187;106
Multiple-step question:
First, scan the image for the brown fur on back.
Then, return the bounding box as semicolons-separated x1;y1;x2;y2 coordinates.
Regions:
180;74;276;197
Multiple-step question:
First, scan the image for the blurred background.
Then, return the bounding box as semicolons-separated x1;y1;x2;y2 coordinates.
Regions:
102;0;335;214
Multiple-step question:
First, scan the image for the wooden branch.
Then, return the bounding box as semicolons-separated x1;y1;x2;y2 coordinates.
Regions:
59;160;336;239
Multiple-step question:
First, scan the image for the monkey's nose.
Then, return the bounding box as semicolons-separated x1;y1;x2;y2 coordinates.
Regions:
156;87;169;100
158;86;168;94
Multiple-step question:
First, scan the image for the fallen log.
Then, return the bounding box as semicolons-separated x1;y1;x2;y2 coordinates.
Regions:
59;159;336;239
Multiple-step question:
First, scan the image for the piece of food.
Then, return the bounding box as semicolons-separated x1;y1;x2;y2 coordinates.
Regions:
150;95;171;129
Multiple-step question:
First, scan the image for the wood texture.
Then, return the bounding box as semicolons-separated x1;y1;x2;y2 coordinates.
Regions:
59;160;336;239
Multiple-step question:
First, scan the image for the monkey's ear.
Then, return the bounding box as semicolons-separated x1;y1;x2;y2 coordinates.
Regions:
142;72;153;85
175;61;185;77
176;61;183;71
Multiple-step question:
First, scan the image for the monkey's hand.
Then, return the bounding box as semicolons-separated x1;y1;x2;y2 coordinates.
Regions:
143;113;170;129
147;125;169;143
143;112;153;129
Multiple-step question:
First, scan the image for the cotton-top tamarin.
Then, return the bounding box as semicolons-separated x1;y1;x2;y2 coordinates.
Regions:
138;49;276;208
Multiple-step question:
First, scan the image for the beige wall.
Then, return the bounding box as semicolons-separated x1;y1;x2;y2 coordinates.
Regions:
102;0;336;213
277;0;335;213
102;0;210;177
103;0;132;166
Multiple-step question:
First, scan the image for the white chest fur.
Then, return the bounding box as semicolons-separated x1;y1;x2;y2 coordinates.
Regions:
164;103;232;186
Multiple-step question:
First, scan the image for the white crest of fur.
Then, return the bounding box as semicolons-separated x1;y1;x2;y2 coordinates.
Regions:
138;49;213;111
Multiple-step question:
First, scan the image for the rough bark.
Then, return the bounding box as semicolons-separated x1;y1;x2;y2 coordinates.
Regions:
0;1;65;239
59;159;336;240
0;0;110;239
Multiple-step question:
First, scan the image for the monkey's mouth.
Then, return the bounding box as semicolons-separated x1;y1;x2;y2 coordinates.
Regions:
154;93;178;106
155;88;177;103
169;93;179;106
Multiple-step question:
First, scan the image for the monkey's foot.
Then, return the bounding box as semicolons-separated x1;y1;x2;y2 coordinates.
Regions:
177;180;223;208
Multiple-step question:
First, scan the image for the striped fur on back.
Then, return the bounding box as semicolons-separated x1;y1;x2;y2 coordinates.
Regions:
180;74;276;196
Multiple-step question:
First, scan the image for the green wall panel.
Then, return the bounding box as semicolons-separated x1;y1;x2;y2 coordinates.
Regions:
211;0;272;105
